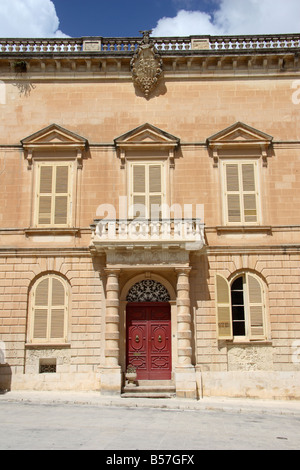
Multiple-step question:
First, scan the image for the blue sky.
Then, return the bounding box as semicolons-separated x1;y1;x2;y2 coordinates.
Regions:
0;0;299;38
53;0;215;37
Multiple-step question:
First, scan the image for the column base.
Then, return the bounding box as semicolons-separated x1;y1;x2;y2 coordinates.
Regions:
100;366;122;396
175;366;197;399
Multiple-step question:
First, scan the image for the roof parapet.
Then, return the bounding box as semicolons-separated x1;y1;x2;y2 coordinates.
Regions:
0;33;299;55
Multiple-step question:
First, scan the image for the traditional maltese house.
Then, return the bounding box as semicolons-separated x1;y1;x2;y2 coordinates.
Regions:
0;31;300;399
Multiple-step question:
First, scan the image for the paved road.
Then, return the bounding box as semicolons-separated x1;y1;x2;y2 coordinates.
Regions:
0;401;299;450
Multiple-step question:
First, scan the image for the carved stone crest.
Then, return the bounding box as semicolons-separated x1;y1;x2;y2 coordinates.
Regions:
131;30;163;98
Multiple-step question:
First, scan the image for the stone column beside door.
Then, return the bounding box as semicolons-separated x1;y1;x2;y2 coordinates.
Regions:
100;268;122;395
175;267;197;399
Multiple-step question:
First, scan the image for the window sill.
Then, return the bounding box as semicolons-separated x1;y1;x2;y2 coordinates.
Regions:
24;227;80;237
227;338;272;345
216;225;272;235
25;343;71;349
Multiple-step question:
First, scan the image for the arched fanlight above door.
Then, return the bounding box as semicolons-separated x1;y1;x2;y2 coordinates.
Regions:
126;279;171;302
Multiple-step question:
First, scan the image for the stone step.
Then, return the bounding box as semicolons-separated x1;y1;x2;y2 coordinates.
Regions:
137;380;174;387
121;391;176;399
122;380;176;398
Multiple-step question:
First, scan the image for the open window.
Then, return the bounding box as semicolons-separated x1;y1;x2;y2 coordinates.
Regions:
215;272;266;341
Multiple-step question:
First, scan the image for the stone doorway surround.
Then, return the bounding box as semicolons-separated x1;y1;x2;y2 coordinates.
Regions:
100;268;197;399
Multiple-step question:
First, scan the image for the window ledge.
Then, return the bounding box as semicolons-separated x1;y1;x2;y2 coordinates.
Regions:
25;343;71;349
24;228;80;237
226;339;272;345
216;225;272;235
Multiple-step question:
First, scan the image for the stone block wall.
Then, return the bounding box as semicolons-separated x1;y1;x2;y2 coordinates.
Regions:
0;254;104;391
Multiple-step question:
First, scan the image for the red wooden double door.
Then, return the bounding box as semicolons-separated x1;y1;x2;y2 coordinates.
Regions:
126;302;172;380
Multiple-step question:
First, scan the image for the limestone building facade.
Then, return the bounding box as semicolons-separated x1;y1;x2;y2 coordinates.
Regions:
0;32;300;399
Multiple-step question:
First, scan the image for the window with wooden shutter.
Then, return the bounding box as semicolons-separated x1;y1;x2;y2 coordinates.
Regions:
215;274;233;340
130;162;164;219
223;161;259;225
36;163;71;227
31;275;68;343
216;272;266;341
246;273;265;339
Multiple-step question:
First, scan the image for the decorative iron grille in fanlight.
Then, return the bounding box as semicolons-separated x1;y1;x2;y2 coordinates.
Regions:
126;280;171;302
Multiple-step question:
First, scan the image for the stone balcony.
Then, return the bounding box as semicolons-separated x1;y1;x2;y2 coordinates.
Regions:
90;218;205;256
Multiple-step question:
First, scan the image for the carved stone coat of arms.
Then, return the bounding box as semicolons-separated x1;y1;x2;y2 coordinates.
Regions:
131;31;163;98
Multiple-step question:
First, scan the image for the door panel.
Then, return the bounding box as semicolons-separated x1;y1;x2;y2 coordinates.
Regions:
127;323;147;372
126;303;171;380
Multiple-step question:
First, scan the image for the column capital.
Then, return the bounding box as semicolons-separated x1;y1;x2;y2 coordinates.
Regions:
175;267;192;276
104;268;122;277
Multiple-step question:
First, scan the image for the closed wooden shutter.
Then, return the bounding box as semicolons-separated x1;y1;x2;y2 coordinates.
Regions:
149;165;162;219
33;278;49;339
132;165;146;218
37;164;70;226
133;165;146;193
215;274;233;340
242;164;257;223
54;166;69;225
51;278;65;339
38;166;53;225
149;165;161;192
246;273;265;339
32;276;67;342
225;164;241;223
224;162;258;224
131;163;163;219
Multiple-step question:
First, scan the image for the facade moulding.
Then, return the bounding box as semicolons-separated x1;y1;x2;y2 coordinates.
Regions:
2;141;300;151
0;55;299;79
206;244;300;255
0;247;91;256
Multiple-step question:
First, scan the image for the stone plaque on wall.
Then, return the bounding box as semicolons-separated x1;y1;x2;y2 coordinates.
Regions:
83;40;102;52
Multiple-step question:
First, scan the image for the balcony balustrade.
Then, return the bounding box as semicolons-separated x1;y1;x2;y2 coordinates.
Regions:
90;218;205;252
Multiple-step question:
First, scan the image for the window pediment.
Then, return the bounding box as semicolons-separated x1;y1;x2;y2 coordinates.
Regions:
207;122;273;167
114;123;180;168
115;123;180;149
21;124;89;169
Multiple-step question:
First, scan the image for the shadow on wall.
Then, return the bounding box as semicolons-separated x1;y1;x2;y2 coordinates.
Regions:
0;364;12;393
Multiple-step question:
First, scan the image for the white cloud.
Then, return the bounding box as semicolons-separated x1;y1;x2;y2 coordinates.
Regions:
153;0;300;36
153;10;219;37
0;0;68;37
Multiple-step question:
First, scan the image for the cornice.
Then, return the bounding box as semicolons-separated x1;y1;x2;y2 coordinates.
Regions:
0;33;299;81
0;53;299;80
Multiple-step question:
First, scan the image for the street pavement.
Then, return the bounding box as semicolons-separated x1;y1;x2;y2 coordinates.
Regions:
0;391;299;450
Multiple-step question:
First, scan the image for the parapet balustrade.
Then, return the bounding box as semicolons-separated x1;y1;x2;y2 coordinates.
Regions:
0;38;83;53
0;34;299;54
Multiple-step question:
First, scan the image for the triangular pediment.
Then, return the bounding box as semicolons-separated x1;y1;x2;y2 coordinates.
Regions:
207;122;273;146
114;123;180;148
21;124;88;149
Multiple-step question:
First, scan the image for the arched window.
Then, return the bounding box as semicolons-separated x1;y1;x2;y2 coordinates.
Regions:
29;274;69;343
215;272;266;341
